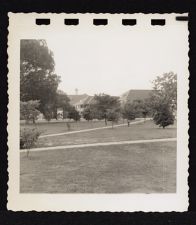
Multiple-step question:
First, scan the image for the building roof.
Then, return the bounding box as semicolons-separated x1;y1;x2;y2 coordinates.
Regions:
120;89;153;103
82;96;95;105
68;94;92;105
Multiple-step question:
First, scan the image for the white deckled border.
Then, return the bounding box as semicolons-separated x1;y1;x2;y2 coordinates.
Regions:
7;13;189;212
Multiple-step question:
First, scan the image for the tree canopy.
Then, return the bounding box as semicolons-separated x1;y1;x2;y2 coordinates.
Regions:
151;72;177;112
153;103;175;128
20;40;61;118
151;72;177;128
82;106;95;121
67;106;81;121
93;94;121;125
20;100;40;123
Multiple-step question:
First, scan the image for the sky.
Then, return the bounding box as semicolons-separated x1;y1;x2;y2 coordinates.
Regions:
46;18;188;96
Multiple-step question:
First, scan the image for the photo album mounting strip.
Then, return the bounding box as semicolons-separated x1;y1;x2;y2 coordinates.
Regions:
8;13;189;212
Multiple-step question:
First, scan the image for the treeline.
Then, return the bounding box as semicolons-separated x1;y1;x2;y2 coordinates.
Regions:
20;40;177;129
21;72;177;129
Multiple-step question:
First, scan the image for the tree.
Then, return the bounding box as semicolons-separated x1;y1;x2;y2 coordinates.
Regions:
68;106;81;122
122;102;136;126
132;99;151;121
20;40;61;119
82;106;94;121
20;100;40;123
20;128;41;157
54;91;71;119
153;103;175;128
43;104;54;121
150;72;177;128
151;72;177;113
93;94;121;125
107;109;120;128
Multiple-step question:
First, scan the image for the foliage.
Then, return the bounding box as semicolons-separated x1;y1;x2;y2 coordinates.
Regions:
107;109;120;128
82;106;95;121
153;103;175;128
42;104;54;121
149;72;177;128
20;100;40;123
151;72;177;113
121;99;151;125
122;102;136;122
93;94;121;125
132;99;151;118
20;128;41;157
20;40;61;119
68;106;81;122
54;91;71;119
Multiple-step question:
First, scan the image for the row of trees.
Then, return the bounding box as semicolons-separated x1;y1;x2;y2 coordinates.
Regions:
20;40;177;129
82;95;150;127
20;93;146;127
21;73;177;128
21;71;176;128
81;72;177;128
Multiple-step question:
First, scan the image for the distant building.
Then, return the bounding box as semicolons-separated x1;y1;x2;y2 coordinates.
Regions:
120;89;153;105
68;94;94;114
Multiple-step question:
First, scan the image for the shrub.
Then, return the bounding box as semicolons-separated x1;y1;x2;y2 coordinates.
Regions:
20;128;41;157
20;100;40;123
68;107;81;122
153;104;175;128
82;107;94;121
107;110;120;128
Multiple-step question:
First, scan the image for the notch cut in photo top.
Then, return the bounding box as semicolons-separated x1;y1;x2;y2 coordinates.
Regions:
36;18;50;25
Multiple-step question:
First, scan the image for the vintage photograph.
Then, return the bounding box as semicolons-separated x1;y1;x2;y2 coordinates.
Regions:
8;13;189;211
20;39;177;193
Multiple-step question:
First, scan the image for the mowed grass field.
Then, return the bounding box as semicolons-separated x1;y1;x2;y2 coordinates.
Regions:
20;141;176;193
21;120;119;135
37;120;176;148
20;119;177;193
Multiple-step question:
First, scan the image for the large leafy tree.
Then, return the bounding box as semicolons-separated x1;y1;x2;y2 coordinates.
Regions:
93;94;121;125
20;40;61;118
150;72;177;128
153;103;175;128
151;72;177;112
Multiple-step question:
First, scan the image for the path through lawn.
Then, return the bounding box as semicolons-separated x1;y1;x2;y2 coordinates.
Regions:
37;120;176;148
21;119;124;135
20;141;176;193
39;119;144;138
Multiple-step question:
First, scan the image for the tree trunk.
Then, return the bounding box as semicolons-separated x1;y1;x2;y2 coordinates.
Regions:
105;117;107;126
66;122;71;131
26;149;30;158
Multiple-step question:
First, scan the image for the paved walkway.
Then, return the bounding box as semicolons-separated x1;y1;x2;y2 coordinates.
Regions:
39;119;150;138
20;137;176;153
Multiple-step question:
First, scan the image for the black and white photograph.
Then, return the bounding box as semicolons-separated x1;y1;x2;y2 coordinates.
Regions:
7;13;189;211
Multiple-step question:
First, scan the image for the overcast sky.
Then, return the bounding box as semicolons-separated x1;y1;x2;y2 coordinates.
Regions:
46;19;188;96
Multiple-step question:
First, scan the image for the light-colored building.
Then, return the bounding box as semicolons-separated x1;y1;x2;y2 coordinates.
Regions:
68;94;94;114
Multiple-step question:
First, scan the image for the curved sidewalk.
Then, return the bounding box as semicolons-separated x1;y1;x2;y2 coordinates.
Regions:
20;137;176;153
39;119;150;139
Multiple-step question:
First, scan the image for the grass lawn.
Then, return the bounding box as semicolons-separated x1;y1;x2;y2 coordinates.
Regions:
20;141;176;193
20;120;120;135
37;120;176;148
